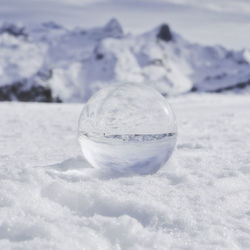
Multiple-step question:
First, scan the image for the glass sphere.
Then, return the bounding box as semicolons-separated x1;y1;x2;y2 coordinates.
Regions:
78;83;177;174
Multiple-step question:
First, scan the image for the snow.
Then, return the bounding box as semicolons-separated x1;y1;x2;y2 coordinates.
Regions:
0;32;46;86
0;94;250;249
0;20;249;102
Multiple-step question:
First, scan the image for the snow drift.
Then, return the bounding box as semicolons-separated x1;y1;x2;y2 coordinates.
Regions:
0;19;249;102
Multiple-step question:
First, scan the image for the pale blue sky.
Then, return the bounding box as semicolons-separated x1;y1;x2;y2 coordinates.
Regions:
0;0;250;49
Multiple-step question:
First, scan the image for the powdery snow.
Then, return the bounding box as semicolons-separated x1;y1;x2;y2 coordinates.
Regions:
0;94;249;249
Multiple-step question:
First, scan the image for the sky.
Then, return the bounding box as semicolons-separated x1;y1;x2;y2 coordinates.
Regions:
0;0;250;50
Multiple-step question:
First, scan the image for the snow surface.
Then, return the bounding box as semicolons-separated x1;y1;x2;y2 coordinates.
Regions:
0;94;250;249
0;19;250;102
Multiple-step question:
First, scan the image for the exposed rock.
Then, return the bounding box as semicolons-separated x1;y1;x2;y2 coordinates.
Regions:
192;80;250;93
213;80;250;93
0;23;27;38
37;69;53;81
104;18;123;38
0;81;61;102
41;21;63;30
157;24;172;42
96;53;104;60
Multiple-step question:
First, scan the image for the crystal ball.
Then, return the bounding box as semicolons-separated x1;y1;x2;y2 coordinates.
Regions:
78;83;177;174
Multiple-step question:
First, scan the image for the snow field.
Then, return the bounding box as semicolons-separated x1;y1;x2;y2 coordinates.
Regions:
0;94;250;249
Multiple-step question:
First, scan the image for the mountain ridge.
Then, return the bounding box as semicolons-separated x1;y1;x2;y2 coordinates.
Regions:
0;18;249;102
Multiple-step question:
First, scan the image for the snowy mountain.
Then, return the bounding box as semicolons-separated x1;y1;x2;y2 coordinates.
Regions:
0;19;249;102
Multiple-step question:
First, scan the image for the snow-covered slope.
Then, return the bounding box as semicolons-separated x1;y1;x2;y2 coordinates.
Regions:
0;19;249;102
0;94;250;249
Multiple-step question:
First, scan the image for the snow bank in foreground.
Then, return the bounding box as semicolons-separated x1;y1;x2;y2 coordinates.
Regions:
0;94;250;249
0;19;249;102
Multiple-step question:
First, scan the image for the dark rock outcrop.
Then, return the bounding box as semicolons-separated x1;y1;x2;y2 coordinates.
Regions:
191;80;250;93
157;24;172;42
0;81;61;102
0;23;27;38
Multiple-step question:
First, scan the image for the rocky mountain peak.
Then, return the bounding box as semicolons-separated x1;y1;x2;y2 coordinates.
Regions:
104;18;123;38
157;24;172;42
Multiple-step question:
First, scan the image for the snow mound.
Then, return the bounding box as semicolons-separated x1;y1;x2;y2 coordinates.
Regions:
0;19;249;102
